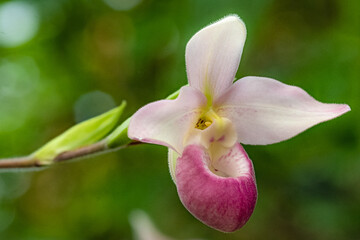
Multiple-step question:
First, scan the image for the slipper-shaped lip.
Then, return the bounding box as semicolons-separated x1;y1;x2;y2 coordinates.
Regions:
175;143;257;232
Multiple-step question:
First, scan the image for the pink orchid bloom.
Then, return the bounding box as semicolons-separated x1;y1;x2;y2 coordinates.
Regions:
128;15;350;232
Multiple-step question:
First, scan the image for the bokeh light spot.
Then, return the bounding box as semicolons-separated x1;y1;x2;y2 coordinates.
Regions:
74;90;116;123
0;1;39;47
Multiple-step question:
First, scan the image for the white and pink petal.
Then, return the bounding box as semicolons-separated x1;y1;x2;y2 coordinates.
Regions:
175;143;257;232
215;76;351;145
128;86;207;153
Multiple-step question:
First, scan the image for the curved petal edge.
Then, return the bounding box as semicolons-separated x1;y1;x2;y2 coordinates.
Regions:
215;76;351;145
186;15;247;101
128;86;207;153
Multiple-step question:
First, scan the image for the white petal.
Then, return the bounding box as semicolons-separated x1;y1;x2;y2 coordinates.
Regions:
169;117;238;184
186;15;246;101
129;210;175;240
128;86;207;153
215;77;351;145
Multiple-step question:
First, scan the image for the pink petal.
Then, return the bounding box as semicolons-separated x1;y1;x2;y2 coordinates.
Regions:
186;15;246;101
128;86;207;153
215;76;351;145
175;143;257;232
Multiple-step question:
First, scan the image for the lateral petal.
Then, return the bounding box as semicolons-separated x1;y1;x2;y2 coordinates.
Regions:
128;86;207;153
215;77;351;145
186;15;246;101
175;143;257;232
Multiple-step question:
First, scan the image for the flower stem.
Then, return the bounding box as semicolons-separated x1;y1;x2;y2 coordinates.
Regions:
54;141;107;162
0;140;142;169
0;155;40;168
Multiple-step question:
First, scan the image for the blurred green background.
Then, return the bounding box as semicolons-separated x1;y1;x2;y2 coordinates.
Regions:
0;0;359;239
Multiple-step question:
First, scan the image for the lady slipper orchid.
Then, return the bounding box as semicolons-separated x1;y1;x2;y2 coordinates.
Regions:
128;15;350;232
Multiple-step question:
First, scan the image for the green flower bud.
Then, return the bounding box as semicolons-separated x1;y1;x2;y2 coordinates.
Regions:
33;101;126;163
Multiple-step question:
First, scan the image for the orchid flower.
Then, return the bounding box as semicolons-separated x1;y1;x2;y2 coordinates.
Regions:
128;15;350;232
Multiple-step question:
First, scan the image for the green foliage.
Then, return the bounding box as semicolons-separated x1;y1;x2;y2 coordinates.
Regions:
0;0;358;239
33;101;126;163
106;117;132;148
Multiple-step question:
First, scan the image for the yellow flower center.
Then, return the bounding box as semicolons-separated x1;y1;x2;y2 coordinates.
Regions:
195;117;212;130
194;109;220;130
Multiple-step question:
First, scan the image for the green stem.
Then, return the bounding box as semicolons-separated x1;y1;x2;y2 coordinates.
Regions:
0;86;183;170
